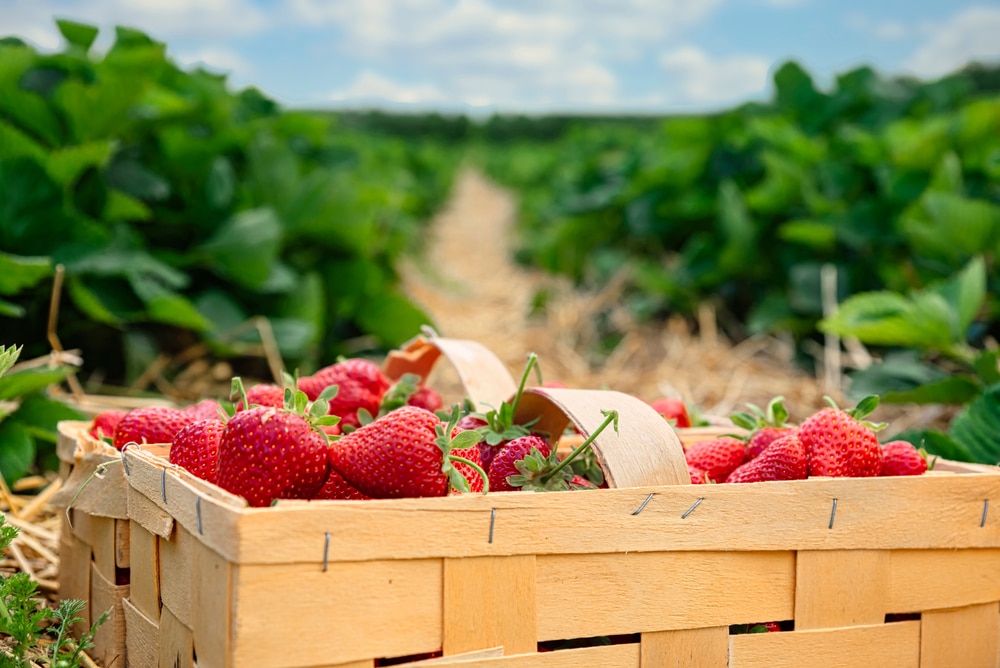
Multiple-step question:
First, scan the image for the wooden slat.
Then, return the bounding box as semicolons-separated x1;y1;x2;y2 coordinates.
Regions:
398;644;639;667
921;602;1000;668
122;597;159;668
443;556;537;656
159;524;195;627
795;550;889;629
76;513;117;581
640;627;729;667
159;603;195;668
231;560;444;667
729;621;921;668
115;517;130;569
191;537;233;668
537;552;794;640
889;549;1000;612
89;562;128;668
59;521;91;635
129;520;161;621
128;482;175;538
124;444;1000;565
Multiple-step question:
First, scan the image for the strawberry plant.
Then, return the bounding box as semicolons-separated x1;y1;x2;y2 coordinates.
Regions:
0;344;85;485
820;256;1000;464
0;20;461;388
0;515;109;668
478;61;1000;370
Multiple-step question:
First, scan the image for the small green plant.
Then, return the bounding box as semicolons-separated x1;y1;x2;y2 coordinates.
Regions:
0;515;109;668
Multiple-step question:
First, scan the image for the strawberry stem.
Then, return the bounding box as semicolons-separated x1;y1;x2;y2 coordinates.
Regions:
449;455;490;494
540;410;619;484
509;352;539;417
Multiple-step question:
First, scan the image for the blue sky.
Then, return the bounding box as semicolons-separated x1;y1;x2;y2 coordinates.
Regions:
4;0;1000;114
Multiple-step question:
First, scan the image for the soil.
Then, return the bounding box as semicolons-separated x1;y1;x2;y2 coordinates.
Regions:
400;167;932;433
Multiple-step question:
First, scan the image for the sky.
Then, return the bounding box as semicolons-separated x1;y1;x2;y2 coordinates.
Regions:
4;0;1000;115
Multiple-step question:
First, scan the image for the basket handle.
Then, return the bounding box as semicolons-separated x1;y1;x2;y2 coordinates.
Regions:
513;387;691;488
383;335;517;412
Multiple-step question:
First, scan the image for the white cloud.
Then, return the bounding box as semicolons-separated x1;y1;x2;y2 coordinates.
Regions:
326;71;447;106
905;6;1000;77
289;0;721;109
660;47;771;105
845;14;908;41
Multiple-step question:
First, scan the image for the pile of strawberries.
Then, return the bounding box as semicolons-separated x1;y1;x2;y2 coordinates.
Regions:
684;396;932;484
87;356;612;507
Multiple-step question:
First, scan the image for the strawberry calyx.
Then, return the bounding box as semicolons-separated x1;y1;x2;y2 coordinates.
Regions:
435;406;488;494
823;394;887;432
230;376;341;440
730;395;789;434
508;409;619;492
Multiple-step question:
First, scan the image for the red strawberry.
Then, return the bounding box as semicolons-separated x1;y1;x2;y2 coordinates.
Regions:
648;397;692;428
313;465;371;501
746;426;797;460
298;374;382;428
879;440;930;476
216;406;330;507
684;437;746;483
688;465;709;485
89;409;126;440
569;474;597;489
169;419;225;484
112;406;194;451
328;406;486;498
407;386;443;412
451;444;485;493
798;396;884;478
238;383;285;411
730;396;794;460
487;434;552;493
726;432;808;483
182;399;223;421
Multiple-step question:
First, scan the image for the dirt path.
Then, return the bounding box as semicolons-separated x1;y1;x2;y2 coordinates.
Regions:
401;167;919;429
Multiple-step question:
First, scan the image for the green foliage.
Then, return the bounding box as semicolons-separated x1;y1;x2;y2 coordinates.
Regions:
478;61;1000;360
0;515;109;668
0;21;461;385
0;344;85;484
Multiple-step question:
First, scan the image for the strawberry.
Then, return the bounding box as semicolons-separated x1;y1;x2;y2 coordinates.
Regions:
112;406;194;451
217;405;331;507
726;432;808;483
684;437;746;483
746;426;797;460
216;379;340;507
488;434;552;493
688;465;709;485
730;396;795;460
648;397;692;428
498;410;619;493
407;385;443;412
169;419;225;484
798;396;884;478
237;383;285;411
182;399;223;421
313;465;372;501
569;474;597;489
328;405;486;498
89;409;126;441
298;358;390;428
879;440;931;476
451;444;486;493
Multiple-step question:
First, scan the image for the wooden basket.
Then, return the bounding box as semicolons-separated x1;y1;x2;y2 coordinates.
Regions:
51;420;169;667
120;385;1000;668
